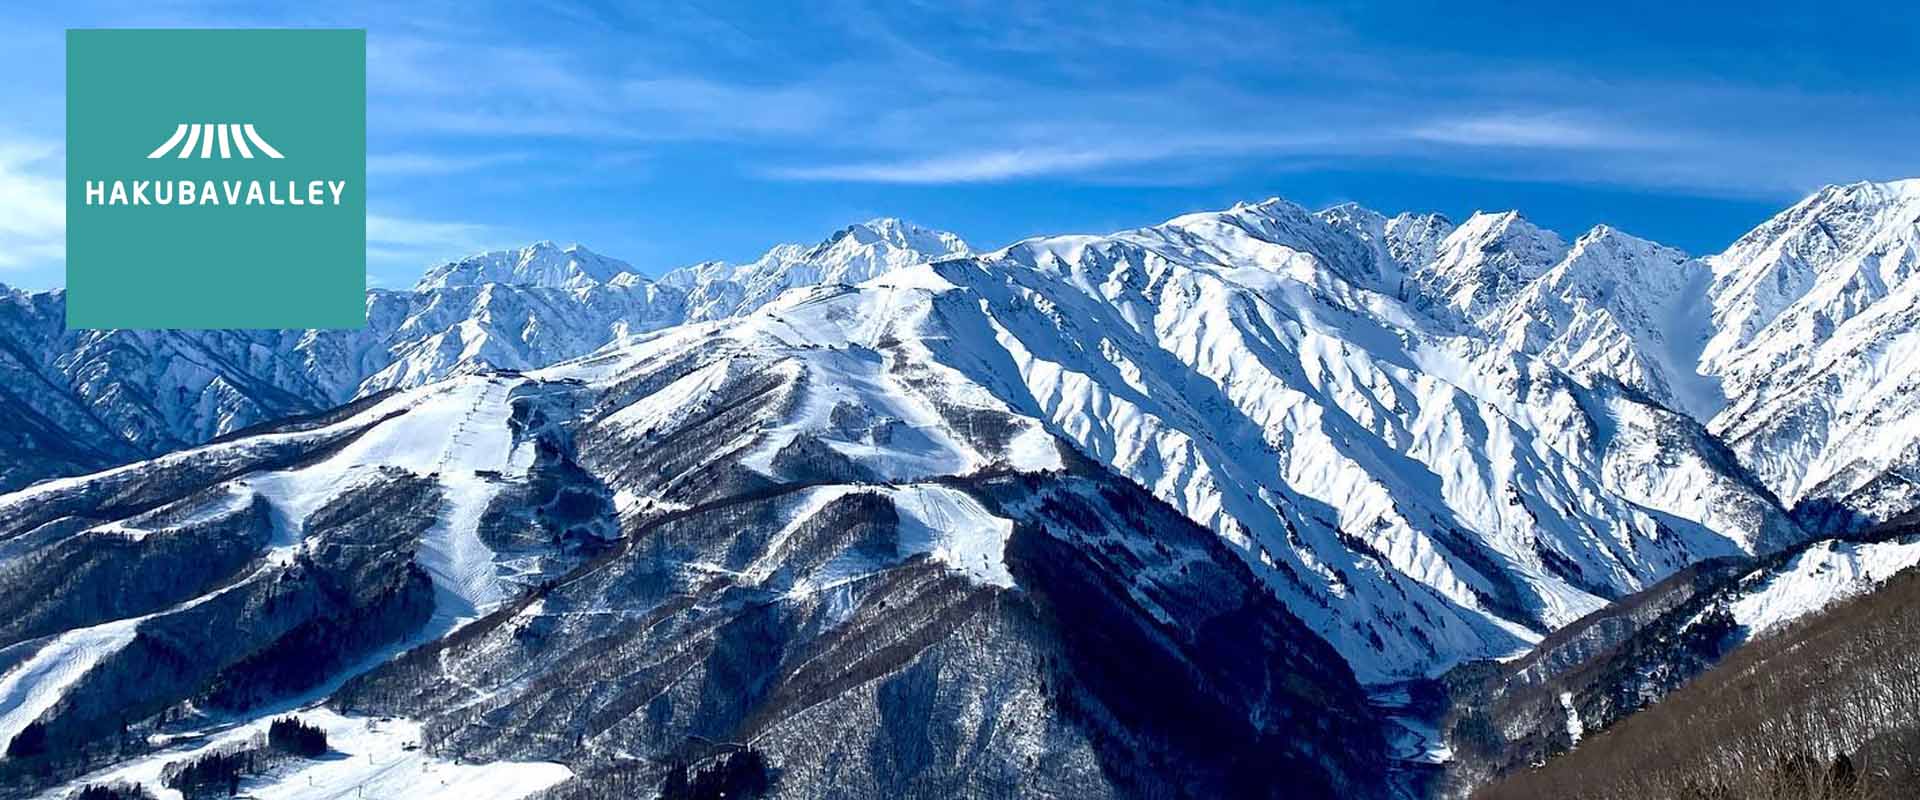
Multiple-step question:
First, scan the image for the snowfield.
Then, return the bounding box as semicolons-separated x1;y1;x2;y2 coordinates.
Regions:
890;484;1018;588
37;708;571;800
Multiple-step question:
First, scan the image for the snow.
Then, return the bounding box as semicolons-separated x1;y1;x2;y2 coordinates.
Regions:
1488;226;1725;419
724;484;1016;593
0;387;422;516
0;543;269;752
739;486;863;586
598;357;740;437
1558;690;1583;745
37;707;570;800
0;619;139;752
414;241;635;292
660;217;969;322
1731;537;1920;637
12;179;1919;694
1370;686;1453;766
722;293;1046;481
890;485;1017;588
242;375;532;617
1701;179;1920;509
83;484;256;543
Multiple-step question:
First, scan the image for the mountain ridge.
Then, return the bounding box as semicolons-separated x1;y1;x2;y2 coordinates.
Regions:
4;179;1920;799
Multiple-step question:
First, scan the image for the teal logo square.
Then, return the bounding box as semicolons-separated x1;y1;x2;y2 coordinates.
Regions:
66;29;366;330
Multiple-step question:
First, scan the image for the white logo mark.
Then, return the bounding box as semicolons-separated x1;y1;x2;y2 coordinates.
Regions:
146;124;285;160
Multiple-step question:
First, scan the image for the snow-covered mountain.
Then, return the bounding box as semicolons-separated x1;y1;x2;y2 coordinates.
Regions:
1486;226;1720;419
0;330;1386;798
1701;180;1920;522
1377;179;1920;530
0;222;967;494
660;217;970;321
6;181;1920;798
823;203;1797;681
414;240;638;291
1409;211;1567;326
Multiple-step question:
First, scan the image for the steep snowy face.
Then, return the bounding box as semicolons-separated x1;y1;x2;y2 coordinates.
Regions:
1488;226;1721;419
345;280;687;397
413;241;637;291
0;289;154;488
1315;203;1457;285
689;213;1799;681
1158;198;1388;286
662;217;970;321
1385;211;1460;274
1703;180;1920;373
0;290;334;471
1701;179;1920;515
1412;211;1569;326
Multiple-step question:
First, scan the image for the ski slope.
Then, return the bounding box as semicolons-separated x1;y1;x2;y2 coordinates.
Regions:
38;707;570;800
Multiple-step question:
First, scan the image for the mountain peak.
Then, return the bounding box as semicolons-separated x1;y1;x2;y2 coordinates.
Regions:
1411;210;1568;323
1221;196;1317;224
1444;210;1566;258
658;218;971;322
1233;196;1290;211
1556;224;1700;293
817;217;970;262
1571;223;1675;254
1703;176;1920;400
1822;177;1920;203
414;241;639;292
1315;201;1390;230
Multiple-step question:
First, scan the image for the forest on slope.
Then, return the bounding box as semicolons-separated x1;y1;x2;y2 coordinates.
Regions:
1476;562;1920;799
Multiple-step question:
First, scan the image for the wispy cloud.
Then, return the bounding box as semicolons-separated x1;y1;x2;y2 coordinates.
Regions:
368;151;531;176
366;210;524;288
767;148;1154;184
366;213;514;283
763;129;1345;184
368;214;501;251
248;2;1919;201
0;137;64;273
1408;113;1663;150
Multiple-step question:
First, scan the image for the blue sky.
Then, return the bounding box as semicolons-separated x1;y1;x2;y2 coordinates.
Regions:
2;1;1916;290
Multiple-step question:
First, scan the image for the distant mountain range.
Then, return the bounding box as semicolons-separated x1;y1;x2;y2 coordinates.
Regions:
0;218;968;492
2;180;1918;799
